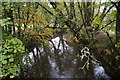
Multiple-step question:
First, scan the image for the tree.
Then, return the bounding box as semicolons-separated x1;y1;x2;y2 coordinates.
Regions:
116;2;120;42
36;1;118;78
1;1;119;79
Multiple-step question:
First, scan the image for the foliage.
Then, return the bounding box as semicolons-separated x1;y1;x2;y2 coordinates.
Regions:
1;1;120;78
115;41;120;69
0;18;13;27
115;41;120;60
0;37;27;78
24;28;53;51
115;41;120;53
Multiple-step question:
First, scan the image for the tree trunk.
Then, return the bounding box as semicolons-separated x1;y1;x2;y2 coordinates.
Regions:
116;2;120;42
8;3;13;34
18;6;21;38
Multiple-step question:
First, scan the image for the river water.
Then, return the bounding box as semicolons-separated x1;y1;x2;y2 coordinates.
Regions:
23;36;110;79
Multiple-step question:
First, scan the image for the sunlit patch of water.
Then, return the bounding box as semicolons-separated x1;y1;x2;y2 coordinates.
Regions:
94;64;110;80
51;37;73;53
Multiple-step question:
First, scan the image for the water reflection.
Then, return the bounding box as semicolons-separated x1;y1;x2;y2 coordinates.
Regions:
22;36;110;79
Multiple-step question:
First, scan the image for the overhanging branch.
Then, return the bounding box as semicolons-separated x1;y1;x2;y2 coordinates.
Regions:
100;20;116;30
36;2;53;16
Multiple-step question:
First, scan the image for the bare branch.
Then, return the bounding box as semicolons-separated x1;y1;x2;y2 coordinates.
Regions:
100;20;115;30
36;2;53;16
101;4;114;22
63;2;69;15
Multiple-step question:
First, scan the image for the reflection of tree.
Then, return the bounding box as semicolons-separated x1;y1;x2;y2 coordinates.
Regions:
49;36;67;75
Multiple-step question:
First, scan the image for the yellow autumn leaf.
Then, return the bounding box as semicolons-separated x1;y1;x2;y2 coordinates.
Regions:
0;75;4;77
10;75;14;78
105;49;112;55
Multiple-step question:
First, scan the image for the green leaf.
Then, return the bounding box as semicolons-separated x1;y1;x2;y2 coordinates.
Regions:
7;54;13;58
119;66;120;69
2;55;8;60
0;46;2;51
3;50;8;54
9;58;14;62
8;49;13;52
116;56;120;60
2;60;7;64
14;50;17;53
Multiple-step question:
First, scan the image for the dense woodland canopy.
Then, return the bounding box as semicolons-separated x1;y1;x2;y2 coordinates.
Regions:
0;1;120;79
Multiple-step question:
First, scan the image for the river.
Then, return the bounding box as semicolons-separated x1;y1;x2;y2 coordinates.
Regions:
22;36;110;79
